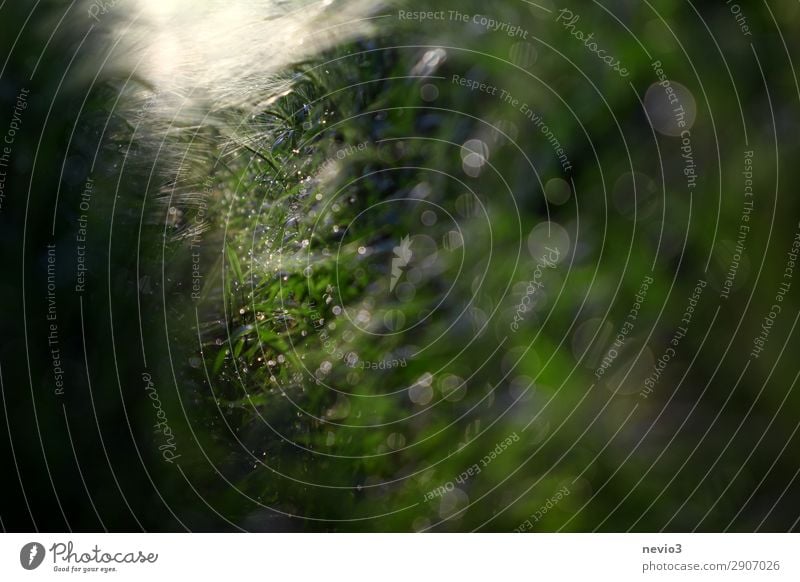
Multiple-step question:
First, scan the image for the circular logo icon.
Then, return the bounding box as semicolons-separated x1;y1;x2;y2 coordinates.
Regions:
19;542;45;570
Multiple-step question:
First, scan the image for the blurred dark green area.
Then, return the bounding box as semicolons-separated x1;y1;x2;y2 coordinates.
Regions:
1;0;799;532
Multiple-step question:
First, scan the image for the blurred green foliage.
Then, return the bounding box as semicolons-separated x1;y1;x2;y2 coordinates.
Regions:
2;0;800;532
